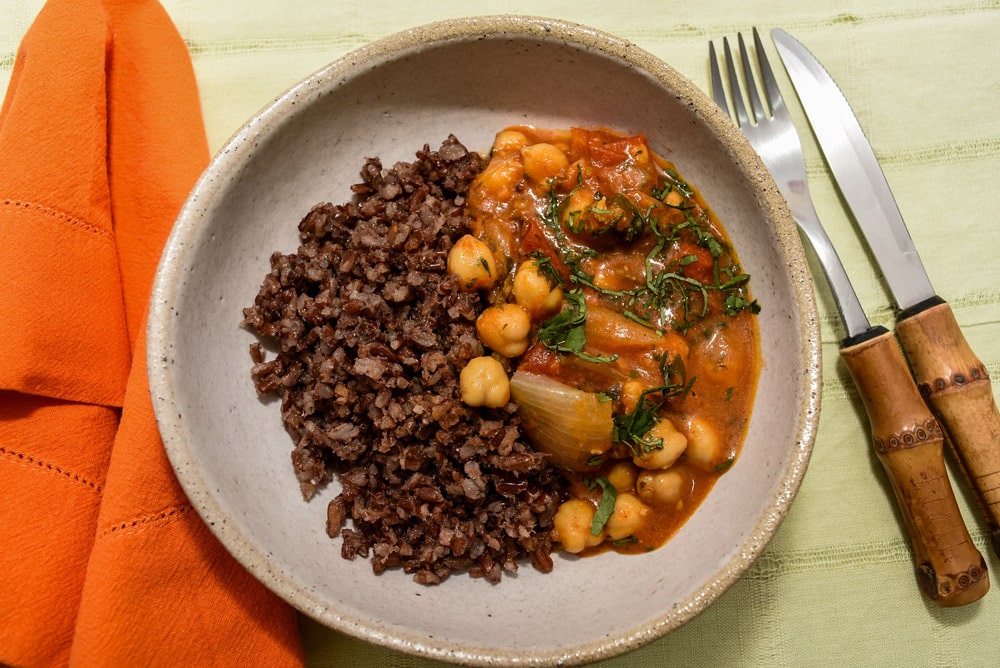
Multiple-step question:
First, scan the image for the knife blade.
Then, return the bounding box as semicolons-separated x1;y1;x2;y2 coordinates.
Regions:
772;27;1000;558
710;30;986;604
770;28;934;310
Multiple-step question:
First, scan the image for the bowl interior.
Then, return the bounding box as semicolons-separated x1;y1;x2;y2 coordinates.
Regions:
149;16;819;666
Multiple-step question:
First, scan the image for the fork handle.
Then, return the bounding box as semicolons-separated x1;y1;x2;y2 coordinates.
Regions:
841;326;988;606
896;297;1000;557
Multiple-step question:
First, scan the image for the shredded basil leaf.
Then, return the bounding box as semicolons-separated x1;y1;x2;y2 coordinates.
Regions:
526;252;565;288
611;353;696;456
537;289;617;364
590;477;617;536
613;390;665;456
713;457;736;472
723;293;761;316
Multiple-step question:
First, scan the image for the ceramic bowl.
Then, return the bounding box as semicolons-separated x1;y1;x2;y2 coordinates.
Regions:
148;15;820;666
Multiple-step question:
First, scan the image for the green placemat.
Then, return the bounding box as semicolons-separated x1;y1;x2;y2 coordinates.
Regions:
6;1;998;664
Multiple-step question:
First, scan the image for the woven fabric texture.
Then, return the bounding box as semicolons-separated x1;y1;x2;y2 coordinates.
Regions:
3;1;998;666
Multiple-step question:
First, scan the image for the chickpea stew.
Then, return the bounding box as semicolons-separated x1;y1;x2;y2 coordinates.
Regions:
450;127;761;555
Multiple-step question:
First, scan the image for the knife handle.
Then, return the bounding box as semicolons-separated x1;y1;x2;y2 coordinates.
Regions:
840;326;989;606
896;298;1000;557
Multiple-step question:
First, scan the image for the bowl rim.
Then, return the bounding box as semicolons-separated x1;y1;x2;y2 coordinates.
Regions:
148;14;821;666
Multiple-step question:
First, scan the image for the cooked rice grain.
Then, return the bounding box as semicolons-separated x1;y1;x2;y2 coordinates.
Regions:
242;137;564;584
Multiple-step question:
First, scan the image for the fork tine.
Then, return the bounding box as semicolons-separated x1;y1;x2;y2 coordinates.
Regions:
721;37;750;128
708;41;730;115
737;32;766;124
752;27;786;119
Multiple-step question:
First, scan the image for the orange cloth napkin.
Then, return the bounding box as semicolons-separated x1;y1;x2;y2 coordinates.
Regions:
0;1;305;666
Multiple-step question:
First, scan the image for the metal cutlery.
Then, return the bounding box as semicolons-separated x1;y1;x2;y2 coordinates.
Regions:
772;28;1000;560
709;28;988;605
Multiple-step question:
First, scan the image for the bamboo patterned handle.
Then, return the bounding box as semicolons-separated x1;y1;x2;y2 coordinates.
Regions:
841;326;989;606
896;299;1000;557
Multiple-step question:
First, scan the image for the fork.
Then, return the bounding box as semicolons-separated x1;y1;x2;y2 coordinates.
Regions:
708;28;867;336
709;29;991;606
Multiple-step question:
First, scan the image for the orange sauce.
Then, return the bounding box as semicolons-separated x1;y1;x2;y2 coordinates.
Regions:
466;126;761;553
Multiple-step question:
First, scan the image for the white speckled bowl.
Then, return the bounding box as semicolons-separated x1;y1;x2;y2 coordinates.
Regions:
148;15;820;666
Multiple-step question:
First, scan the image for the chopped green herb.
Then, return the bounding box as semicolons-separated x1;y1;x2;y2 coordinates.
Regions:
537;289;618;364
611;354;697;456
660;353;696;400
533;164;757;373
566;209;584;234
622;309;657;329
613;389;665;456
650;183;673;201
527;252;565;288
713;457;736;472
605;194;647;241
611;536;639;547
718;268;751;290
590;477;617;536
665;170;694;198
723;293;761;316
705;235;725;259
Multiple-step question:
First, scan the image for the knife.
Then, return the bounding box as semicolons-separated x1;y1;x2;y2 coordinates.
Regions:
772;27;1000;558
839;323;987;606
711;30;986;604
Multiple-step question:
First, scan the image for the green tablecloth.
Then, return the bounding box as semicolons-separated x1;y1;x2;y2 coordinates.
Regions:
4;1;998;665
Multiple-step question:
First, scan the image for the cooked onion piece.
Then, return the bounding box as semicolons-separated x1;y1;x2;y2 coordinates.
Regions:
509;371;613;470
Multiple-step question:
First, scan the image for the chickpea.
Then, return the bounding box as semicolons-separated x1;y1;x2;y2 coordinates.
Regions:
447;235;498;291
605;492;649;541
459;356;510;408
685;417;722;471
620;380;644;414
553;498;605;553
512;261;563;319
632;418;688;470
630;144;651;166
560;187;596;230
636;470;685;507
521;142;569;183
478;156;523;200
663;188;685;207
492;130;528;154
606;461;638;494
475;303;531;358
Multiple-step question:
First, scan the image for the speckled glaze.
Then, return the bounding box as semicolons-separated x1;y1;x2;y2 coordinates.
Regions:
147;16;821;667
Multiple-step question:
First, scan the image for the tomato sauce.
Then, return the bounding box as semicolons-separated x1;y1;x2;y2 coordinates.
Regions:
462;126;761;554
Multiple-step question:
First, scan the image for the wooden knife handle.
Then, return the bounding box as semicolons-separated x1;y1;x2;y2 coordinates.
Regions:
841;326;989;606
896;298;1000;557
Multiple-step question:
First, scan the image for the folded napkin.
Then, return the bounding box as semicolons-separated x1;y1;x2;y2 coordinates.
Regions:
0;1;304;665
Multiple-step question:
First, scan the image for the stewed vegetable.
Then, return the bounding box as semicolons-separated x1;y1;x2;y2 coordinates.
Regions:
449;126;761;554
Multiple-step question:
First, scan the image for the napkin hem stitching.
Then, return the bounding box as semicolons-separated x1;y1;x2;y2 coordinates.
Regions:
0;444;104;492
1;199;112;241
97;503;193;539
